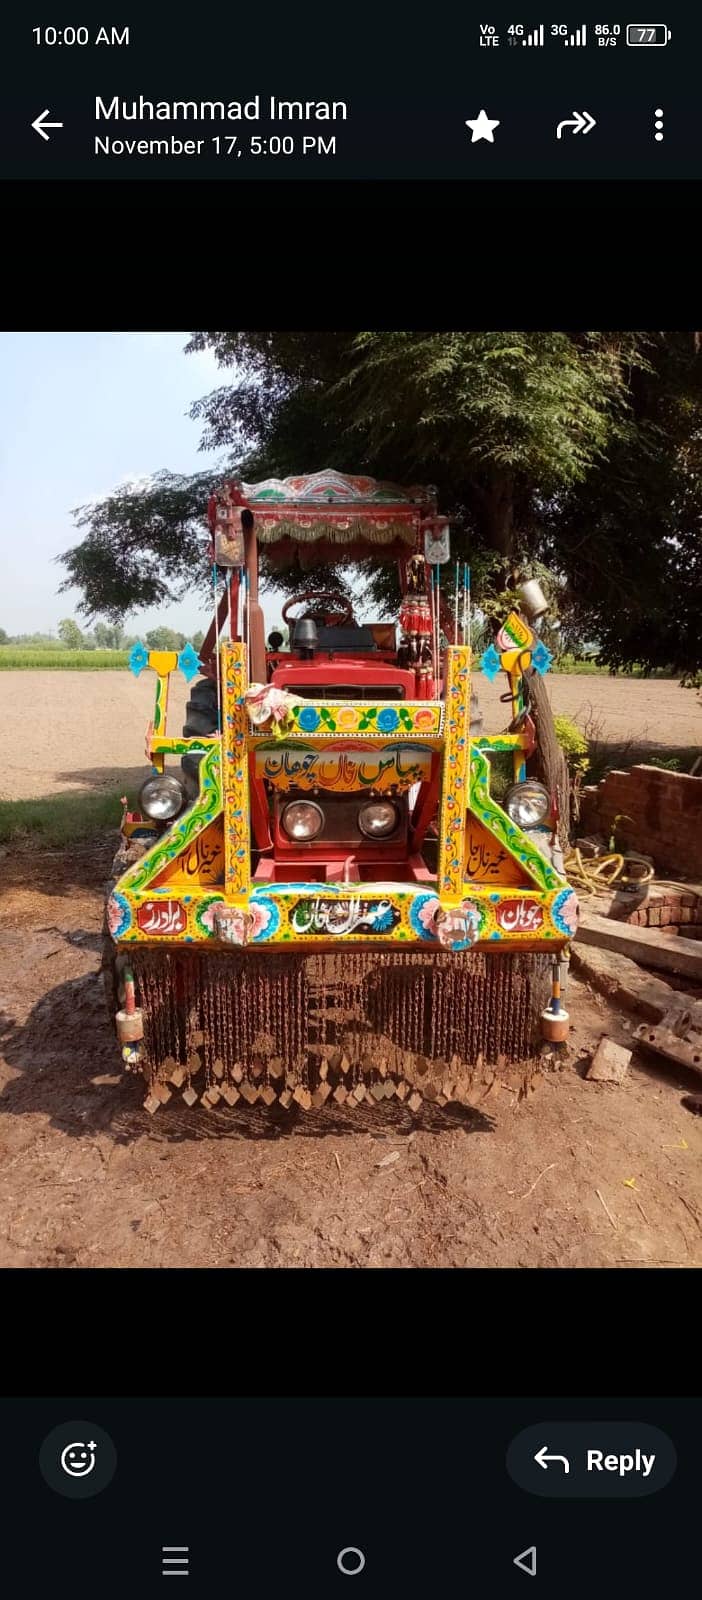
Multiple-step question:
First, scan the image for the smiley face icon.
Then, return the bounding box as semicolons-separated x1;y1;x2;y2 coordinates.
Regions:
40;1422;116;1499
60;1441;97;1478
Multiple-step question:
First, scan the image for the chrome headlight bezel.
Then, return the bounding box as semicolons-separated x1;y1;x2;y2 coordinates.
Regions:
138;772;187;822
357;800;400;840
281;799;325;841
503;780;551;830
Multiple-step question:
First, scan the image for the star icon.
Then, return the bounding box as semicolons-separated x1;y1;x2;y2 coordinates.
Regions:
465;109;500;143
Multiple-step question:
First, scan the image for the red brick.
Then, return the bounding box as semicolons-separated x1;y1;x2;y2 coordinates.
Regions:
680;906;693;923
648;907;662;926
660;906;673;926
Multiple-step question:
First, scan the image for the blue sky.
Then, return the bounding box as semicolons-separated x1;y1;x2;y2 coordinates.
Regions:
0;332;246;636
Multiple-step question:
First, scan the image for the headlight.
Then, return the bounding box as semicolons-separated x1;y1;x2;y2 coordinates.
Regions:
281;800;324;841
358;800;400;839
504;780;551;830
138;773;186;821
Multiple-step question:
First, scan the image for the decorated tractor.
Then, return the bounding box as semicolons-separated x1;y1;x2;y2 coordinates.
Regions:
102;470;578;1114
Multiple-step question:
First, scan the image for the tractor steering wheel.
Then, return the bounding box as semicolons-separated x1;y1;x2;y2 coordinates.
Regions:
282;590;355;628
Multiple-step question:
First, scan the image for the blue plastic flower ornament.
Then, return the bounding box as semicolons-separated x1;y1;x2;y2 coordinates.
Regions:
128;640;149;677
177;642;201;682
480;643;501;682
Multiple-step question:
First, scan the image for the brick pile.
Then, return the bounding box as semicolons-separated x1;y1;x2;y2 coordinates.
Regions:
580;764;702;880
624;885;702;936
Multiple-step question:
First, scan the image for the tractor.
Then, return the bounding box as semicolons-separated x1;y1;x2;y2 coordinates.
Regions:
103;470;578;1113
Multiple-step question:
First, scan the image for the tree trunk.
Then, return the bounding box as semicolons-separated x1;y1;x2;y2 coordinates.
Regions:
526;670;571;857
469;476;515;560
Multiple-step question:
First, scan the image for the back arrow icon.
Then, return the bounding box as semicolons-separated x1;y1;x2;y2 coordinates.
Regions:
534;1444;570;1472
32;109;64;142
556;110;596;139
513;1546;537;1577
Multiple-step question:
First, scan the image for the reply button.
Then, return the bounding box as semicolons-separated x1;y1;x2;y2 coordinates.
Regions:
507;1423;676;1498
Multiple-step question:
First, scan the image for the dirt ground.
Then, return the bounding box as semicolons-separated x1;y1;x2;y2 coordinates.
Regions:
6;670;699;800
1;839;701;1270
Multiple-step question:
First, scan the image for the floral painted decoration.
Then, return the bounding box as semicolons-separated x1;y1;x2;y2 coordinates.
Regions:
551;887;579;937
107;891;132;939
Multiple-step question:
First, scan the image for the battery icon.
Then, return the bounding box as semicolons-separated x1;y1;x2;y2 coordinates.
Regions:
626;24;671;45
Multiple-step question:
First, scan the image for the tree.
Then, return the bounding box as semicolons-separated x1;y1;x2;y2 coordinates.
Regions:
541;334;702;674
93;620;125;649
189;629;205;652
0;628;8;645
59;469;223;621
58;331;702;675
58;617;84;649
145;627;186;651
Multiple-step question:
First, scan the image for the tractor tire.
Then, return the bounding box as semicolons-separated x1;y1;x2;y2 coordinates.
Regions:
182;677;218;796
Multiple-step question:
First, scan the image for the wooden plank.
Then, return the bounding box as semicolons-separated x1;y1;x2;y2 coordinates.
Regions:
576;910;702;983
570;943;686;1024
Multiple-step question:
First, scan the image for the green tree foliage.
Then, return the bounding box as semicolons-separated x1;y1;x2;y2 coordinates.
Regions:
5;632;66;650
58;617;84;649
145;626;186;651
0;628;8;645
59;470;223;619
58;332;702;674
541;335;702;674
93;620;125;649
189;629;205;652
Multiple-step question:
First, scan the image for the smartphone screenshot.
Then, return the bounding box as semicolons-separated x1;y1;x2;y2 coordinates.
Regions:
1;9;699;1600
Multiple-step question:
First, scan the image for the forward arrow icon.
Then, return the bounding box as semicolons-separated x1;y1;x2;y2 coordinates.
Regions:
556;110;596;138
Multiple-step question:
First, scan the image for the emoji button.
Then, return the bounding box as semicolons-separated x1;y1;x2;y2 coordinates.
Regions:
60;1440;97;1478
39;1422;117;1499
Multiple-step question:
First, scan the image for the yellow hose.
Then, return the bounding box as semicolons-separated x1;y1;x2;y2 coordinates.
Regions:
564;847;655;894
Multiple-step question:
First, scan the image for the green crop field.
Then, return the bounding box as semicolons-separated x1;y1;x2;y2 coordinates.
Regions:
0;649;131;670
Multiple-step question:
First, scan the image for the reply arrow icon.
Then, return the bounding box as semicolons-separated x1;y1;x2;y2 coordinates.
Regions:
556;110;596;138
534;1444;570;1472
32;109;64;141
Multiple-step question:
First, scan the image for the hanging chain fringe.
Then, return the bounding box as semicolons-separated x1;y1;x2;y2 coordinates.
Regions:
129;948;551;1114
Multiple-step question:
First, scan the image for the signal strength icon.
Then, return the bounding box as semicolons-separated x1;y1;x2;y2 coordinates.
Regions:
564;23;587;45
523;24;545;46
